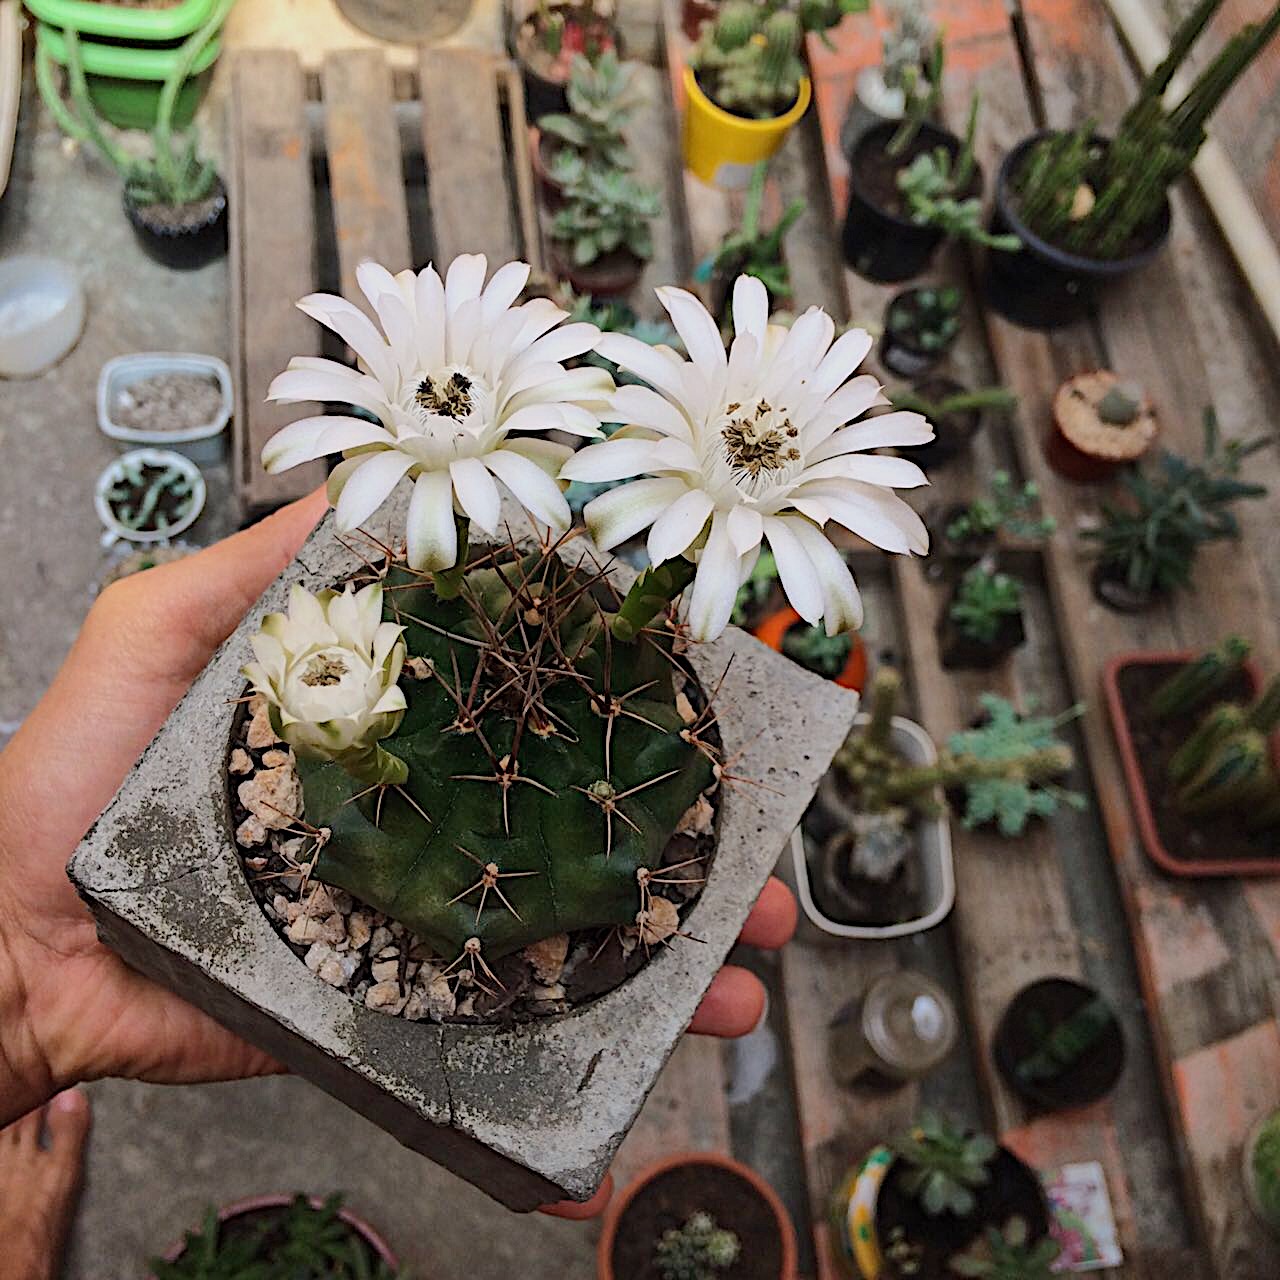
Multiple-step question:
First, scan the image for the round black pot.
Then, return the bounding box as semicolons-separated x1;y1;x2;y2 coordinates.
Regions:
895;377;981;470
937;601;1026;671
1090;561;1162;615
994;977;1125;1112
124;176;228;271
842;121;969;284
879;287;956;379
928;502;992;570
982;131;1172;330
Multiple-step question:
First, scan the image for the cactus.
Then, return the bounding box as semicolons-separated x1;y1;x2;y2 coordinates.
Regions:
948;564;1024;646
655;1212;741;1280
1096;381;1145;426
891;1112;997;1218
888;285;962;355
689;1;807;119
104;460;198;533
1151;634;1250;720
944;471;1055;546
1014;996;1117;1086
761;9;801;81
1247;675;1280;735
949;1216;1060;1279
1167;702;1247;784
296;545;715;963
1175;728;1268;817
1250;1111;1280;1230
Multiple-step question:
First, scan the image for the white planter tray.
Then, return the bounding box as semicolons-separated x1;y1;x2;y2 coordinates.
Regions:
94;448;207;547
788;713;955;941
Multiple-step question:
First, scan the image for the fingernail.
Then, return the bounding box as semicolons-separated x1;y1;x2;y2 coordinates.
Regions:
52;1089;87;1114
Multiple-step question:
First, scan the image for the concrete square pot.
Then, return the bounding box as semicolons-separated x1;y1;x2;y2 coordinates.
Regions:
69;493;859;1212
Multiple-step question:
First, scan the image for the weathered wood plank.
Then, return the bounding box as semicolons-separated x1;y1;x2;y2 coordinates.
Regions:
227;50;325;514
322;49;412;301
420;48;520;265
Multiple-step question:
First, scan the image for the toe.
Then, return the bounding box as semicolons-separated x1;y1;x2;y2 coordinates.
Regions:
41;1090;91;1199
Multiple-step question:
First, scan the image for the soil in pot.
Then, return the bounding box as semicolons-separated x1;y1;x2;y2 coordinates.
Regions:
125;175;228;270
993;977;1125;1112
894;378;980;469
843;121;973;283
608;1162;786;1280
876;1147;1050;1276
551;243;645;297
111;370;223;434
937;605;1026;672
1115;660;1275;869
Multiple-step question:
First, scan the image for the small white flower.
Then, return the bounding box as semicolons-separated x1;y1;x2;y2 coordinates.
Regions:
261;255;614;570
244;582;409;785
559;277;933;642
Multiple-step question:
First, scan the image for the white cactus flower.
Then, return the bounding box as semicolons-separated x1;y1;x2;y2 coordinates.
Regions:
244;581;409;786
559;277;933;642
261;255;614;570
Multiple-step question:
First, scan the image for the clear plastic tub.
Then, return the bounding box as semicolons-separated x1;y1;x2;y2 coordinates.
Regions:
0;255;86;377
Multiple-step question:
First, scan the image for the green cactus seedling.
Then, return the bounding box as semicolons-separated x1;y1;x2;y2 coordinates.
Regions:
1150;634;1250;719
655;1211;741;1280
297;544;715;964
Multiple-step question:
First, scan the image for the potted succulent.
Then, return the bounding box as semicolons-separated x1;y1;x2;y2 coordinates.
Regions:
938;561;1026;670
514;0;621;121
1083;409;1270;613
839;0;940;155
149;1193;400;1278
1048;373;1158;483
26;0;229;130
1105;635;1280;876
71;260;929;1209
704;160;806;326
843;93;1020;283
948;1216;1061;1278
534;50;639;208
94;448;206;546
1245;1110;1280;1235
550;164;660;294
879;284;961;379
334;0;472;42
888;380;1017;469
36;5;231;269
831;1113;1052;1280
932;470;1055;567
993;978;1125;1115
984;0;1280;329
598;1152;797;1280
684;1;863;188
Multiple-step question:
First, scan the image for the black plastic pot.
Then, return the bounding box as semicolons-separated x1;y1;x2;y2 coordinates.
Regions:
879;287;955;378
842;121;970;283
994;977;1125;1112
894;377;981;470
1090;561;1163;615
982;131;1172;330
928;502;992;570
124;176;228;271
937;597;1026;671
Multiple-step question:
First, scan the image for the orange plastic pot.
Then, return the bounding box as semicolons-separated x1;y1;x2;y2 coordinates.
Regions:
754;605;867;691
598;1151;797;1280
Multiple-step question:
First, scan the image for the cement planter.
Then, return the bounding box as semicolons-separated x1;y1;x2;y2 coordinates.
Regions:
70;492;857;1212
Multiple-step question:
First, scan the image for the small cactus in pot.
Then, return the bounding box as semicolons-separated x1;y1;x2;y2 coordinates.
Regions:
655;1211;741;1279
688;1;806;120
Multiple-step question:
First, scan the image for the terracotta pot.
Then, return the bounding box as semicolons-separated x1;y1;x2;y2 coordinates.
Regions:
529;125;570;210
152;1194;399;1275
754;605;867;691
1048;370;1158;483
598;1151;797;1280
1104;651;1280;877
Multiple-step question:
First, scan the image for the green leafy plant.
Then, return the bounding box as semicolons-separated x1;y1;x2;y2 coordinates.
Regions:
552;165;660;266
710;161;806;307
1251;1110;1280;1230
539;50;639;173
297;545;714;961
887;285;962;354
1083;409;1271;600
949;1216;1060;1278
949;564;1023;645
150;1195;400;1280
888;383;1018;422
655;1211;742;1280
1014;0;1280;259
892;1112;997;1218
782;622;854;678
945;472;1055;546
947;694;1082;835
35;0;232;209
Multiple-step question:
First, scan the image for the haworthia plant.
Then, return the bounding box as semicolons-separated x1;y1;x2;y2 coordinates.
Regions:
299;548;714;961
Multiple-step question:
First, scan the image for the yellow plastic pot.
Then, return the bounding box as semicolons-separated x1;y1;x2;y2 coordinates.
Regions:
682;65;811;189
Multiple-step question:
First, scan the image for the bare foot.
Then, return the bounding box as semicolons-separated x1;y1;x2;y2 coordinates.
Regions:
0;1090;91;1280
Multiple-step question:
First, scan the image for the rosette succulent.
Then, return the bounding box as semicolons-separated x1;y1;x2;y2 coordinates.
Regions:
558;276;933;642
261;255;614;572
244;582;409;786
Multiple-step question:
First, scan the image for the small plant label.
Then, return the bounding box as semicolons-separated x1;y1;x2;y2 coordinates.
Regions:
1042;1162;1122;1271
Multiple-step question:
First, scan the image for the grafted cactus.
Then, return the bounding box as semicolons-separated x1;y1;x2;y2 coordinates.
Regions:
296;545;715;963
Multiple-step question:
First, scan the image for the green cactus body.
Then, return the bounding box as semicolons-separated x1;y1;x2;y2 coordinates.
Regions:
712;1;758;51
1175;729;1268;816
1096;382;1143;425
1151;635;1250;720
762;10;801;82
1250;1111;1280;1230
1167;702;1247;784
297;554;714;962
1247;674;1280;735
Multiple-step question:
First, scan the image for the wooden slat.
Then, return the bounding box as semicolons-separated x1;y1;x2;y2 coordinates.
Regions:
420;48;520;265
227;50;325;514
322;49;412;300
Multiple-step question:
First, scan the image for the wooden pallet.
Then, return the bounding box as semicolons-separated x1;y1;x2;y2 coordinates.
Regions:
227;46;537;515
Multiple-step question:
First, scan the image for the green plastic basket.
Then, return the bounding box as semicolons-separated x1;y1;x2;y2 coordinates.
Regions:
24;0;220;42
36;21;221;129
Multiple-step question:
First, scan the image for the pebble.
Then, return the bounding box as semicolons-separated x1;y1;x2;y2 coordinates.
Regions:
347;911;373;950
229;748;253;775
676;793;714;837
524;933;569;985
262;748;294;768
365;981;408;1014
238;764;302;832
245;695;281;749
371;959;400;983
369;926;393;955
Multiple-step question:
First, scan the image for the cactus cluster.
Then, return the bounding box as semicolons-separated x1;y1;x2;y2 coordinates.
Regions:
944;471;1055;546
295;539;716;966
688;1;806;119
655;1212;742;1280
103;458;199;533
948;564;1024;646
1153;636;1280;829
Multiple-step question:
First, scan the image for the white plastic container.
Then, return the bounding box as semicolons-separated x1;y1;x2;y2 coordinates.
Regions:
98;352;233;465
94;448;207;547
0;255;86;378
787;714;955;941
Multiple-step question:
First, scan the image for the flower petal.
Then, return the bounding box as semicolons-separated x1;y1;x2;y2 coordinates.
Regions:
406;468;458;571
594;333;688;404
788;517;864;634
445;253;487;314
805;412;934;462
450;455;502;533
609;384;693;441
831;454;929;489
333;450;415;531
484;448;571;532
656;286;727;381
414;266;446;369
731;275;770;345
807;328;874;401
795;478;929;555
261;416;395;473
764;515;823;625
686;512;740;643
582;477;688;550
481;260;531;320
505;436;574;475
647;487;714;566
267;364;389;419
726;504;764;556
297;294;398;388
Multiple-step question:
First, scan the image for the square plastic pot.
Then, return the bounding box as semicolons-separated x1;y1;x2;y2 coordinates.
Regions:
98;352;232;465
787;714;954;941
69;494;859;1212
